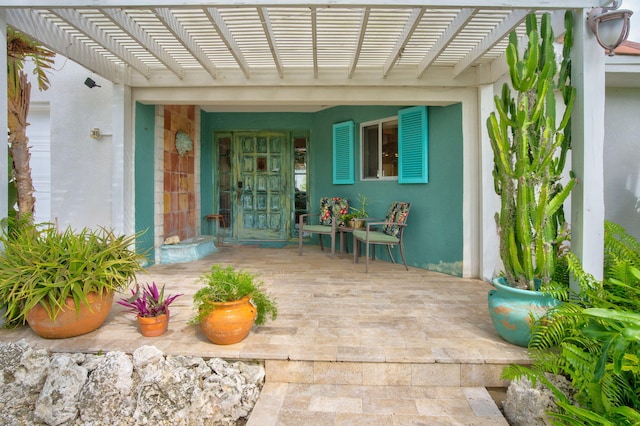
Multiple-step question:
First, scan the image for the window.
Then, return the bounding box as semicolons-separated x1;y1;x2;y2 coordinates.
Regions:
361;117;398;179
217;135;232;228
293;135;308;234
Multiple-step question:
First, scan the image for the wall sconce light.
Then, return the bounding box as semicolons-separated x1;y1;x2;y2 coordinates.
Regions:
588;0;634;56
90;128;112;140
84;77;101;88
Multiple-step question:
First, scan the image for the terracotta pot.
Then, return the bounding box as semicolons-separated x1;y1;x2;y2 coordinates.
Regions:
26;291;114;339
137;313;169;337
199;296;257;345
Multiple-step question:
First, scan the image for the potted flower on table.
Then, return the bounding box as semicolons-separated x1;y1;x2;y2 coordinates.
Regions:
341;194;370;228
117;282;182;337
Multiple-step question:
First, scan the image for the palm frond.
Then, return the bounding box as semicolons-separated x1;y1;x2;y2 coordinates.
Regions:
7;28;55;95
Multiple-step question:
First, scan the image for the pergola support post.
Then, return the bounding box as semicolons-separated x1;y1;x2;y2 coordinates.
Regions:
570;8;606;287
0;13;8;230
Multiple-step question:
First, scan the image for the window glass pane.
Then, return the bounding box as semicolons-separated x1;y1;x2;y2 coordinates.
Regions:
293;137;308;229
382;120;398;177
362;124;379;178
218;136;232;227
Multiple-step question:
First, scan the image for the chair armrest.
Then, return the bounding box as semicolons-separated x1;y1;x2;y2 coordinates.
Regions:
364;221;407;232
352;217;382;228
299;213;319;226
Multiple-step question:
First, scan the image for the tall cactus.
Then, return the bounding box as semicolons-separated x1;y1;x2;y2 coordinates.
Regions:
487;12;577;290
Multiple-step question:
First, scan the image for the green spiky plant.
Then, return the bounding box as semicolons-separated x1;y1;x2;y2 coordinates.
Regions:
0;218;146;326
487;11;577;290
503;221;640;424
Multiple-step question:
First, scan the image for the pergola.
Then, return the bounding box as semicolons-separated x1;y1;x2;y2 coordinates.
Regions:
0;1;615;280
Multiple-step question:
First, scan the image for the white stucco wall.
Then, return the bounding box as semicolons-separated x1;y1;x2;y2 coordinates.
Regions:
28;58;114;230
604;87;640;241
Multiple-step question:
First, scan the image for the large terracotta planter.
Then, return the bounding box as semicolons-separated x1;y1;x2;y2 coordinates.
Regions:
488;277;560;347
137;313;169;337
199;296;257;345
26;291;114;339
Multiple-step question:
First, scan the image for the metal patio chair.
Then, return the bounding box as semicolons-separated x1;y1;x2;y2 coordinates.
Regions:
298;197;349;258
353;201;411;272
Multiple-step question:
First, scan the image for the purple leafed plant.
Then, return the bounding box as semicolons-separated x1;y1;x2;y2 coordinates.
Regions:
117;282;182;318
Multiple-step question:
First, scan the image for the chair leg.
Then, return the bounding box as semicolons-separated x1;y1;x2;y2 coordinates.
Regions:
353;234;358;264
330;232;335;259
386;245;397;264
298;226;303;255
319;234;325;252
399;243;408;271
365;241;370;273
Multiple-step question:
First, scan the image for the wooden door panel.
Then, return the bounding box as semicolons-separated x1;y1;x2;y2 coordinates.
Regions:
234;132;289;240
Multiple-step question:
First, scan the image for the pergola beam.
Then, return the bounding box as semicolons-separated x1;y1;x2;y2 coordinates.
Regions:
204;7;251;79
102;7;185;79
383;7;425;78
51;8;152;79
311;6;318;79
417;8;477;78
154;7;217;79
257;7;284;79
348;7;370;79
7;8;123;82
453;9;528;78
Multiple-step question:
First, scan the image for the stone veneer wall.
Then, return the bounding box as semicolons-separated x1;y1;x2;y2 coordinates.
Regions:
0;341;263;425
163;105;196;241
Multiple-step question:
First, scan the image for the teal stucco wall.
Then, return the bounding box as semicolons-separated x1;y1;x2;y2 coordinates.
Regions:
198;105;463;275
310;104;464;276
134;103;156;262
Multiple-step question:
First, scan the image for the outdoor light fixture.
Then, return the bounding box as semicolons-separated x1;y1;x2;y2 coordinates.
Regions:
89;128;112;140
588;0;634;56
84;77;100;88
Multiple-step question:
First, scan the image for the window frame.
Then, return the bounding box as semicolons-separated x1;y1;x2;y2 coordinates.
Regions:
359;115;399;181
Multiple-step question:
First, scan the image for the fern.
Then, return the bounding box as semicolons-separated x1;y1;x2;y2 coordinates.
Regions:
503;220;640;423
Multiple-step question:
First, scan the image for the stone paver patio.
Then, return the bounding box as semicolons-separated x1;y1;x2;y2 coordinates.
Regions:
0;243;530;425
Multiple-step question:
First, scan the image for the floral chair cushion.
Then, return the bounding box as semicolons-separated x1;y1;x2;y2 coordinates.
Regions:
382;202;411;238
319;197;350;227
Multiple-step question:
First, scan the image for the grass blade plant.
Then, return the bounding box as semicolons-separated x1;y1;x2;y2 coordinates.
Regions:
0;218;146;326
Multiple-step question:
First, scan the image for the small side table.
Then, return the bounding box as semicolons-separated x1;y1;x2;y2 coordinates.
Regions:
204;214;226;246
338;226;361;259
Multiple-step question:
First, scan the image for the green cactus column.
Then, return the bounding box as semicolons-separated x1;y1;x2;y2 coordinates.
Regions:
487;12;577;291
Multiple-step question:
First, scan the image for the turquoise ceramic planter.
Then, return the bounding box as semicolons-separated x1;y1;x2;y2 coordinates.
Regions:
488;277;559;347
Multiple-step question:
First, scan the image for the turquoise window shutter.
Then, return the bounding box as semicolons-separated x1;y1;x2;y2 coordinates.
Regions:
398;106;428;184
332;120;355;184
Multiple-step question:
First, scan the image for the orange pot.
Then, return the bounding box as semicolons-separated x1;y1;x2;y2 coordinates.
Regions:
199;296;257;345
137;313;169;337
26;291;114;339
